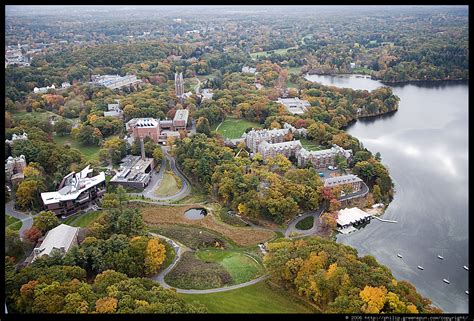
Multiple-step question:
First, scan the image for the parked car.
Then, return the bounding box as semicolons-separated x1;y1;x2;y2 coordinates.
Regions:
318;172;325;177
328;165;333;170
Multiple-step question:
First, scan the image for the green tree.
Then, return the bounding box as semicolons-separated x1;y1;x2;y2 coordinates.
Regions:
196;117;211;136
33;210;60;234
54;119;73;136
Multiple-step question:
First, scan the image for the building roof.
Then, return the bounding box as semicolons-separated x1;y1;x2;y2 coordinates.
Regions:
243;127;289;139
34;224;79;260
337;207;371;226
110;156;154;184
173;109;189;122
127;118;159;128
259;140;302;151
298;144;351;159
41;166;105;205
324;174;362;187
277;97;311;107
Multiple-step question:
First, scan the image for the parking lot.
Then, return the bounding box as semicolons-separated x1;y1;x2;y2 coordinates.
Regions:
317;167;343;180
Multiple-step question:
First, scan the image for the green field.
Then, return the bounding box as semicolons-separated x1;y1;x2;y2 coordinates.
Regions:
250;47;297;59
62;211;103;227
196;249;264;284
181;281;315;313
155;171;181;197
5;215;22;231
53;134;101;161
351;67;374;75
12;110;72;123
287;66;302;75
300;138;323;151
214;118;262;139
295;216;314;230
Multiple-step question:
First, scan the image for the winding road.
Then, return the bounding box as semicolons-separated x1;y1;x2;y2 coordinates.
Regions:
150;232;269;294
5;201;34;240
129;147;192;202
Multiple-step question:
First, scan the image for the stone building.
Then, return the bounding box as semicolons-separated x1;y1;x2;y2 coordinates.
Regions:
5;132;28;145
258;140;303;160
5;155;27;186
324;174;363;192
175;72;184;98
297;144;352;168
242;128;290;153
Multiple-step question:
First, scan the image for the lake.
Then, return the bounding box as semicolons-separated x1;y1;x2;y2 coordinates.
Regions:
305;74;469;313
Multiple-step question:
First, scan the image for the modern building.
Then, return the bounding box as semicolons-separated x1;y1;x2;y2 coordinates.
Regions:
126;118;161;143
173;109;189;130
109;155;155;190
61;82;71;89
242;66;257;74
40;166;106;216
242;128;290;153
324;174;363;192
5;155;27;186
104;100;123;118
32;224;79;262
5;132;28;145
175;72;184;98
337;207;372;229
277;97;311;115
297;144;352;168
91;74;141;90
258;140;303;160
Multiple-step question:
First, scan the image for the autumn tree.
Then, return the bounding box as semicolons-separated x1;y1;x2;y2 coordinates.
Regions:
33;210;60;234
359;285;387;313
23;226;43;243
95;297;118;313
54;119;73;136
144;238;166;276
196;116;211;136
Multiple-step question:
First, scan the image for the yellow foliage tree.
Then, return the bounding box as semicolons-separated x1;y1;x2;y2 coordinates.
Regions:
95;297;118;313
144;238;166;275
360;285;387;313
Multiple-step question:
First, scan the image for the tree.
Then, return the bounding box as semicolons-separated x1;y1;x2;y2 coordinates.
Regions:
144;238;166;275
15;180;39;210
99;136;127;165
95;297;118;313
5;228;26;259
152;146;164;164
33;210;60;234
372;185;383;203
54;119;73;136
359;285;387;313
24;226;43;243
77;124;101;146
196;117;211;136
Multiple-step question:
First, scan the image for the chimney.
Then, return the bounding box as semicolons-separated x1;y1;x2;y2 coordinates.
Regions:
140;137;146;160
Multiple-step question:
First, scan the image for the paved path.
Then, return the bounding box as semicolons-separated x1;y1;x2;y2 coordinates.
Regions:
129;147;192;202
284;181;369;238
149;232;269;294
5;201;34;239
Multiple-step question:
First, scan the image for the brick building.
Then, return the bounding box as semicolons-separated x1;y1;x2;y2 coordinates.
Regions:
126;118;161;143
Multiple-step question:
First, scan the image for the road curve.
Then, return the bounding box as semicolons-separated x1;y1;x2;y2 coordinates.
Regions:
5;201;34;239
129;147;192;202
149;232;269;294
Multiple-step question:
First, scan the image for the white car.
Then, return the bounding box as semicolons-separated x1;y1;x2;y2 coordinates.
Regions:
328;166;333;170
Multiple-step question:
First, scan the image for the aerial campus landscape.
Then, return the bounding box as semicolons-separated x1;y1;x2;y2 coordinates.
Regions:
3;5;469;316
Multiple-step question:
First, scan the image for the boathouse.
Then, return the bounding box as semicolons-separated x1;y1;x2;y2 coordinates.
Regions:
337;207;372;228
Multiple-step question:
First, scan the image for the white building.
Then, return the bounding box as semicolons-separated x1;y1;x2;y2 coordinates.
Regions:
32;224;79;262
104;99;123;118
91;74;141;90
61;82;71;88
242;66;257;74
33;84;55;94
5;132;28;145
337;207;371;228
277;97;311;115
201;88;214;101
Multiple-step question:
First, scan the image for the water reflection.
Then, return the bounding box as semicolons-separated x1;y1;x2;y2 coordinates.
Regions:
306;74;468;313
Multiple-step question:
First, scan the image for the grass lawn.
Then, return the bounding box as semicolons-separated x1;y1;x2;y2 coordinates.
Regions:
196;249;264;284
62;211;103;228
215;118;262;139
172;188;208;204
12;110;72;123
351;67;374;75
53;134;101;162
300;138;323;151
250;47;297;59
286;81;298;89
287;66;302;75
5;215;22;231
295;216;314;230
155;171;181;197
181;281;315;313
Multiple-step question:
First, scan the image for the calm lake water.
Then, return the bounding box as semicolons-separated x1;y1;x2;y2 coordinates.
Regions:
305;74;469;313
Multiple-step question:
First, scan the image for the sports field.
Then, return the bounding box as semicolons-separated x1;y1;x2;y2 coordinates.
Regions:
214;118;262;139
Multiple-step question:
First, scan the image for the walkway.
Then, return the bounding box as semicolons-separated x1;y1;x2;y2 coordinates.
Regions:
128;147;192;202
5;201;35;240
149;232;269;294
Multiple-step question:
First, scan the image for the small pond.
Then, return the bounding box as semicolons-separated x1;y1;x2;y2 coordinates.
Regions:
184;208;208;220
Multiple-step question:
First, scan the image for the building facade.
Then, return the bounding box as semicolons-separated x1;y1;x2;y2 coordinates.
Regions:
126;118;161;143
173;109;189;130
258;140;303;160
324;174;363;192
5;132;28;145
32;224;79;262
175;72;184;98
109;155;155;190
40;166;106;216
242;128;290;153
297;144;352;168
5;155;27;186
